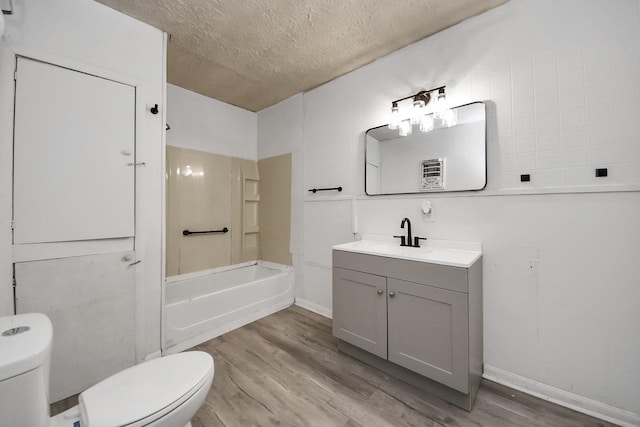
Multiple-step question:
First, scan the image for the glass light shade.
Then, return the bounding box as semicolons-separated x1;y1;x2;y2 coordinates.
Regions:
419;114;435;132
399;118;412;136
411;99;425;125
433;89;447;119
388;103;400;130
442;108;458;127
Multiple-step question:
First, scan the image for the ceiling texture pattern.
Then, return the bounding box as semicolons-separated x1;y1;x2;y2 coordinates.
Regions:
96;0;508;112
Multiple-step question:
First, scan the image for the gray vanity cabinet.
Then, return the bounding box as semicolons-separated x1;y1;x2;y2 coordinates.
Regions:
332;268;387;359
387;278;469;393
332;249;483;411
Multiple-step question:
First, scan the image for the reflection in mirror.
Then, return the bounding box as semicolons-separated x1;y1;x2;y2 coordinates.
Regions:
365;102;486;195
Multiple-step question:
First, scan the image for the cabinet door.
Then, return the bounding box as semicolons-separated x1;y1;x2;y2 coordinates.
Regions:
387;278;469;393
13;57;135;244
332;268;387;358
15;252;136;402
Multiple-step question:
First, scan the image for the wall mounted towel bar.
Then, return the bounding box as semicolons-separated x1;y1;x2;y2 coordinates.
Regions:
182;227;229;236
308;186;342;193
2;0;14;15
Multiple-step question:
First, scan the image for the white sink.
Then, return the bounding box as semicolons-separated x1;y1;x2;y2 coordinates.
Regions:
332;234;482;268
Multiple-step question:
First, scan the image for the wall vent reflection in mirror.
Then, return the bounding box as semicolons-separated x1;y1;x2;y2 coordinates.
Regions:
365;102;486;195
421;159;444;190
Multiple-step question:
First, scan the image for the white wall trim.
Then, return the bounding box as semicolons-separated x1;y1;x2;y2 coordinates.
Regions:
13;238;134;263
352;186;640;201
483;365;640;427
294;298;332;319
160;31;168;364
0;41;16;316
143;350;162;362
11;49;142;89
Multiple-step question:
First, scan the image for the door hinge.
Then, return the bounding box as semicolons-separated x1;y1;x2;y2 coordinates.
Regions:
12;276;16;288
10;220;15;230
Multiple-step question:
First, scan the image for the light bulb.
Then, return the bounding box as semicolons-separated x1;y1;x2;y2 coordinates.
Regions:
419;114;434;132
388;102;400;130
399;118;412;136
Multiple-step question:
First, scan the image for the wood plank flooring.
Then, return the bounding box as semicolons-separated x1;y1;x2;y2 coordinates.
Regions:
190;306;616;427
52;305;617;426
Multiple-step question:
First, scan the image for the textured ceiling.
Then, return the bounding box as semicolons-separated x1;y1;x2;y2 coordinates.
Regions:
96;0;508;112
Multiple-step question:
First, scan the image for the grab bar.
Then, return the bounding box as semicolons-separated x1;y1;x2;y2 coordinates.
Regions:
182;227;229;236
308;186;342;193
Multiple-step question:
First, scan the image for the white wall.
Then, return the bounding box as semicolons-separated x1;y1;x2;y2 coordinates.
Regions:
259;0;640;423
167;83;257;159
257;94;305;299
0;0;165;360
257;94;303;160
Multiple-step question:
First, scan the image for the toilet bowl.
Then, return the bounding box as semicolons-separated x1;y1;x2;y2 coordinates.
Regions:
0;312;214;427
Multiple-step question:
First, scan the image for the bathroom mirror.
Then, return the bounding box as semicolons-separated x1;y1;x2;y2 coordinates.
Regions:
365;102;486;195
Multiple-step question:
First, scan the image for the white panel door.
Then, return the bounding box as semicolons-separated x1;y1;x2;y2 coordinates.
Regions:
15;252;136;402
13;57;135;244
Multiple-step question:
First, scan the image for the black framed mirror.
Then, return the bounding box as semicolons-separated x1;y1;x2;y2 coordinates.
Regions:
365;102;486;195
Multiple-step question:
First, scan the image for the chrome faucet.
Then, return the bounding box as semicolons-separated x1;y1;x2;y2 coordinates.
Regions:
394;217;427;247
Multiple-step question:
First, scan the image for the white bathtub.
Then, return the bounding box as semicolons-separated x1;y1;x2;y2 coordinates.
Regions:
163;261;294;355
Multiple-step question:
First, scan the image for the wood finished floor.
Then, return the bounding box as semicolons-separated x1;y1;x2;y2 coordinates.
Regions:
189;306;616;427
52;305;617;426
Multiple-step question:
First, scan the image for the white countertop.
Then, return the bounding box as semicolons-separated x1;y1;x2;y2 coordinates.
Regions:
332;234;482;268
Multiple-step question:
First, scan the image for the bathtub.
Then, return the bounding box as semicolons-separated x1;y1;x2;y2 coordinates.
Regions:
163;260;294;355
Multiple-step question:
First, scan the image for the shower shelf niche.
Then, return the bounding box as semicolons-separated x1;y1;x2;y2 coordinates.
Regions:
243;177;261;254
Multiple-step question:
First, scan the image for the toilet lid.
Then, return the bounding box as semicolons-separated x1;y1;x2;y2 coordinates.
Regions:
79;351;214;427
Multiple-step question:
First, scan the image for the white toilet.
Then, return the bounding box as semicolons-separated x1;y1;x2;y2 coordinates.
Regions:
0;312;214;427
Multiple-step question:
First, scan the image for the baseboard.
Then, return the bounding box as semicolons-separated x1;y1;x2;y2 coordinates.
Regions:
483;365;640;427
143;350;161;362
294;298;332;319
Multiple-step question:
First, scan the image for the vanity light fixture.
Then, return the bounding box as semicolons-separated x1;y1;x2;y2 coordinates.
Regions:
442;108;458;128
419;114;435;132
388;85;454;135
410;91;430;125
389;102;400;130
399;118;413;136
433;87;446;118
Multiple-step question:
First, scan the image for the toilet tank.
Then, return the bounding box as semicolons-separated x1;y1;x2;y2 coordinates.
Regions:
0;313;53;427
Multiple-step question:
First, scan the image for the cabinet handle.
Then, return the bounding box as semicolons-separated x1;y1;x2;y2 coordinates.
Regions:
389;291;395;298
377;289;383;295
